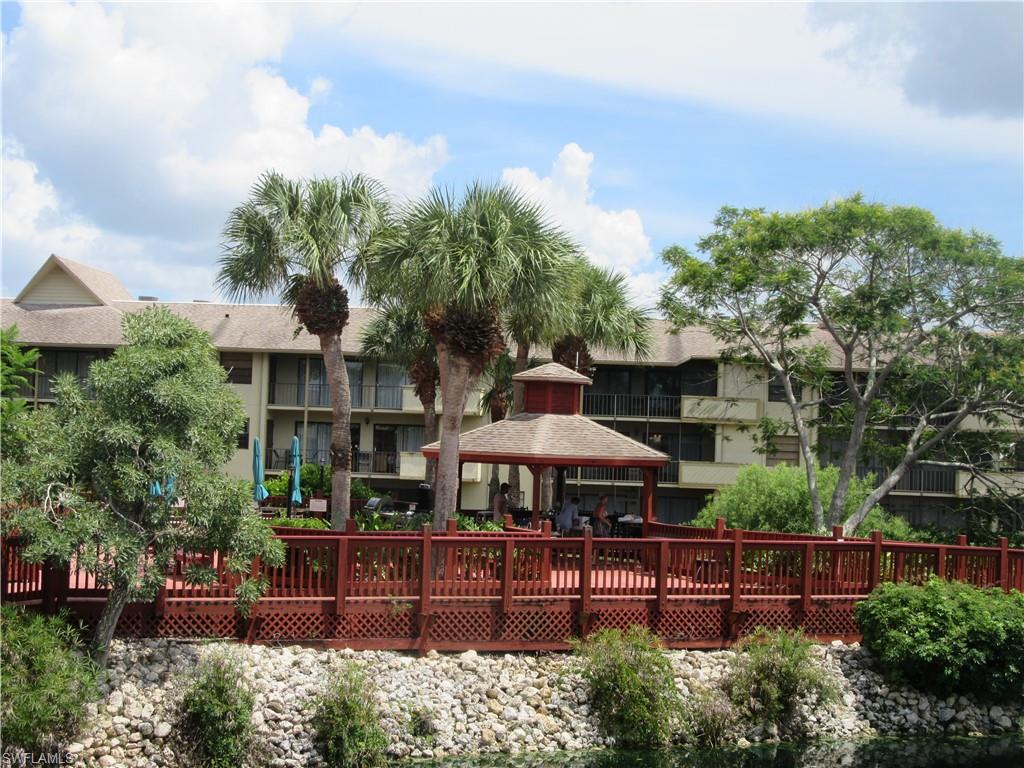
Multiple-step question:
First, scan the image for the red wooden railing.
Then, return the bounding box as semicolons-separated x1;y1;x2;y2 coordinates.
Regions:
3;521;1021;651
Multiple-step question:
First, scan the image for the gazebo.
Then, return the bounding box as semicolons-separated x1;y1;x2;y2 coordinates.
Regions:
422;362;670;530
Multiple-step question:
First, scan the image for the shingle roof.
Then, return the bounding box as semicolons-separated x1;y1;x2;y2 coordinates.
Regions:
420;413;670;466
56;257;134;303
512;362;592;384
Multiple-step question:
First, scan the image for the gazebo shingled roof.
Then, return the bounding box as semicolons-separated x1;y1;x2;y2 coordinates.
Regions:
422;362;669;529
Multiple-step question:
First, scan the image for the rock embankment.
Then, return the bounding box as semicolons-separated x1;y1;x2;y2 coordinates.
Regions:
68;639;1022;767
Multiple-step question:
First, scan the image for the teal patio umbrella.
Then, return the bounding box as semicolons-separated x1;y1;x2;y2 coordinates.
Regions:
252;437;269;503
289;435;302;507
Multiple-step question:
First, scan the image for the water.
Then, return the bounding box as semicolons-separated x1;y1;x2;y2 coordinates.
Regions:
418;736;1024;768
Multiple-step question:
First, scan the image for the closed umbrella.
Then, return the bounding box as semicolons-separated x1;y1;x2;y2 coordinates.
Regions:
289;435;302;507
252;438;269;503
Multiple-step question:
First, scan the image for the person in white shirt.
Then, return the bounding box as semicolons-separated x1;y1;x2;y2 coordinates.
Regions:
557;497;580;532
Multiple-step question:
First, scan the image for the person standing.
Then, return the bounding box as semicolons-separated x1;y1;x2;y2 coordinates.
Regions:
557;496;580;532
592;494;611;536
492;482;510;523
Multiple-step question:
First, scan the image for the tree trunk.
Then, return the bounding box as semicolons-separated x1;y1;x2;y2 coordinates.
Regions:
827;401;869;528
434;344;476;529
540;467;554;510
320;332;352;530
507;341;530;503
91;579;132;667
421;395;438;483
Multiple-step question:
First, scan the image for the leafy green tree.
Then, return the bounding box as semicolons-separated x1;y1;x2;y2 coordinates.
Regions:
693;463;912;539
0;324;41;457
360;300;440;482
2;308;283;665
218;172;390;529
367;183;573;526
660;196;1024;534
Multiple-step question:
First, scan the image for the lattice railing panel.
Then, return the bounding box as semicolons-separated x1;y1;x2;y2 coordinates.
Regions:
802;604;858;636
657;607;726;641
345;610;416;640
497;609;574;643
256;612;335;641
430;609;494;643
588;607;651;634
736;606;799;636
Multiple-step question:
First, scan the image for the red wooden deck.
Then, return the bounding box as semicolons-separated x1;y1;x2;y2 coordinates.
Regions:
4;520;1022;652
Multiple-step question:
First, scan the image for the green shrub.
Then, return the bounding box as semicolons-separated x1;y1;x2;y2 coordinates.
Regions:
408;705;438;742
0;604;99;752
266;516;331;530
456;514;502;532
680;687;736;748
263;473;292;497
855;577;1024;700
723;628;838;730
313;663;387;767
693;462;907;537
573;626;681;748
350;479;379;500
181;650;255;768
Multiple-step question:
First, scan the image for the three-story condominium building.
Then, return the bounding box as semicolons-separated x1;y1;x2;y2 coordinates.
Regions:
6;256;1020;524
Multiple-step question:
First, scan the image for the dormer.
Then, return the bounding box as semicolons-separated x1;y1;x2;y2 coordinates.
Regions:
14;255;133;307
512;362;593;416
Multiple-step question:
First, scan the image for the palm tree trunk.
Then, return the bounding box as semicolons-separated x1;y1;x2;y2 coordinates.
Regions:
320;332;352;530
434;344;476;529
421;395;438;483
507;341;530;503
91;578;132;667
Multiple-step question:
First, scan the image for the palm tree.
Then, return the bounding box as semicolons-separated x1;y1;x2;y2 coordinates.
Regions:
218;171;390;529
368;183;575;527
553;260;653;371
360;301;440;482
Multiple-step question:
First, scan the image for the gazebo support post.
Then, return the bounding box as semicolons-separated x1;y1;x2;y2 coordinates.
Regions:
641;467;657;537
529;465;544;530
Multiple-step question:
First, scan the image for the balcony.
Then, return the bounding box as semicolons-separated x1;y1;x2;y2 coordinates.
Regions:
265;449;400;476
678;461;744;488
570;463;679;485
268;383;484;416
680;396;760;424
956;469;1024;498
582;393;680;419
856;464;957;495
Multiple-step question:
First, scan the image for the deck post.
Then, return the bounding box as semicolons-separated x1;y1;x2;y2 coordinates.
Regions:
540;520;552;582
502;538;514;613
419;524;432;625
867;530;883;592
580;526;593;632
641;468;656;537
955;534;968;581
801;542;815;613
935;545;947;580
656;539;669;613
334;538;347;616
345;518;357;535
447;518;458;536
727;527;744;639
715;517;726;539
998;536;1009;591
530;466;543;530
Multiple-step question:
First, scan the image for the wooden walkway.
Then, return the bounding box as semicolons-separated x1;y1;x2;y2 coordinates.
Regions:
4;519;1022;652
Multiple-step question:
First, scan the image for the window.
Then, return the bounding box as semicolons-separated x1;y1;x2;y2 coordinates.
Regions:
237;419;250;450
592;367;631;394
347;361;363;407
220;352;253;384
679;424;715;462
768;373;789;402
375;363;406;409
645;368;680;398
680;360;718;397
295;422;332;465
767;435;800;467
397;425;426;452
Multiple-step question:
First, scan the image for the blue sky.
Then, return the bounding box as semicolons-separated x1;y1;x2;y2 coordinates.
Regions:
2;2;1021;305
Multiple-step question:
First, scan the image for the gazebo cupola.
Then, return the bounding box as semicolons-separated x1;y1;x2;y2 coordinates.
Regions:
514;362;593;415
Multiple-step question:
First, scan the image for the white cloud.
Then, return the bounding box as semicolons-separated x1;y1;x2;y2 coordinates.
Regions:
2;1;449;298
322;3;1021;159
503;143;667;308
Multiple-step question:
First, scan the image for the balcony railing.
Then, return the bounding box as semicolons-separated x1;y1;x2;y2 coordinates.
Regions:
268;383;405;409
570;463;680;484
265;449;400;475
856;464;957;495
582;393;680;419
